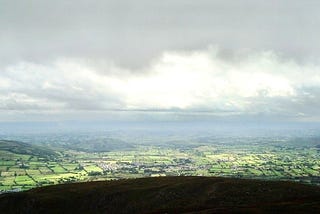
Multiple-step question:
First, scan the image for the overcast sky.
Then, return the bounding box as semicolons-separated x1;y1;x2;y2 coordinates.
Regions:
1;0;320;122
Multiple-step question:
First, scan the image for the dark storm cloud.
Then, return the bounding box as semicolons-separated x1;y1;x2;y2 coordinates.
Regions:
1;0;320;68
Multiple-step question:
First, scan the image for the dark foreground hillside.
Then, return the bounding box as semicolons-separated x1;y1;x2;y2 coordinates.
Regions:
0;176;320;214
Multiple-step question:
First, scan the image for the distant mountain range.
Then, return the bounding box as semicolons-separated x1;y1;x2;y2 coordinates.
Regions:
0;176;319;213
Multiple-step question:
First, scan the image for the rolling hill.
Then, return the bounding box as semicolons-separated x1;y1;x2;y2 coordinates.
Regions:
0;176;319;213
0;140;57;158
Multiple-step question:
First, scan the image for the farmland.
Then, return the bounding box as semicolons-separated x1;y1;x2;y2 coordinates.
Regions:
0;131;319;193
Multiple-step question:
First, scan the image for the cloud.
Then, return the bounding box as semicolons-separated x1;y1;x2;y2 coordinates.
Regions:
1;1;320;121
1;0;320;68
1;47;320;121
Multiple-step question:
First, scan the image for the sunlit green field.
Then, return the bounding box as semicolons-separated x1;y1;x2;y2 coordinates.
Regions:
0;139;319;193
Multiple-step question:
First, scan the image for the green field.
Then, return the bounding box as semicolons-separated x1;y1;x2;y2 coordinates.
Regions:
0;138;320;193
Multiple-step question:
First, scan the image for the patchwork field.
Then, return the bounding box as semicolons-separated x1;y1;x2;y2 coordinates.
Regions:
0;136;319;193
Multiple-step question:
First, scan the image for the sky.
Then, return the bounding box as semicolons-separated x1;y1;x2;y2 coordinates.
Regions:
1;0;320;123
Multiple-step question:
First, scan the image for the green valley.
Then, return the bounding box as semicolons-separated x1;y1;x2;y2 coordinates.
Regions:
0;134;319;193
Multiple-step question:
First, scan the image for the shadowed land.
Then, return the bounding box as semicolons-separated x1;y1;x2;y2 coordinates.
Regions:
0;176;320;213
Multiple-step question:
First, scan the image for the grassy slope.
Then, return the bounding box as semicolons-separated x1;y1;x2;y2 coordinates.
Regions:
0;140;57;158
0;176;320;213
